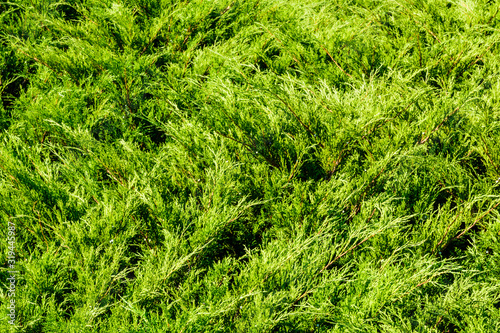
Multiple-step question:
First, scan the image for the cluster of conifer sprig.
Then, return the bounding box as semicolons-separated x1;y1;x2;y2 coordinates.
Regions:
1;0;500;331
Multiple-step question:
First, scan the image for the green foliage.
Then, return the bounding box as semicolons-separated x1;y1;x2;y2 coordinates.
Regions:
1;0;500;331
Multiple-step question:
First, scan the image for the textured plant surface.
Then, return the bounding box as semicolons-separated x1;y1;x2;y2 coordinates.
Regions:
1;0;500;332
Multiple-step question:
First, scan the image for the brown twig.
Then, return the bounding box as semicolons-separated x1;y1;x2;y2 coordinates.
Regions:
260;24;301;67
362;99;416;142
446;50;464;76
429;164;464;204
393;275;437;302
433;209;463;253
33;201;49;252
417;32;422;67
419;106;460;144
455;201;500;239
487;6;500;24
480;136;499;175
270;92;324;148
456;43;495;80
319;208;378;276
320;44;352;79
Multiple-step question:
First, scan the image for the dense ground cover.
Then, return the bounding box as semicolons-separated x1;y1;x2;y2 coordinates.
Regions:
1;0;500;331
